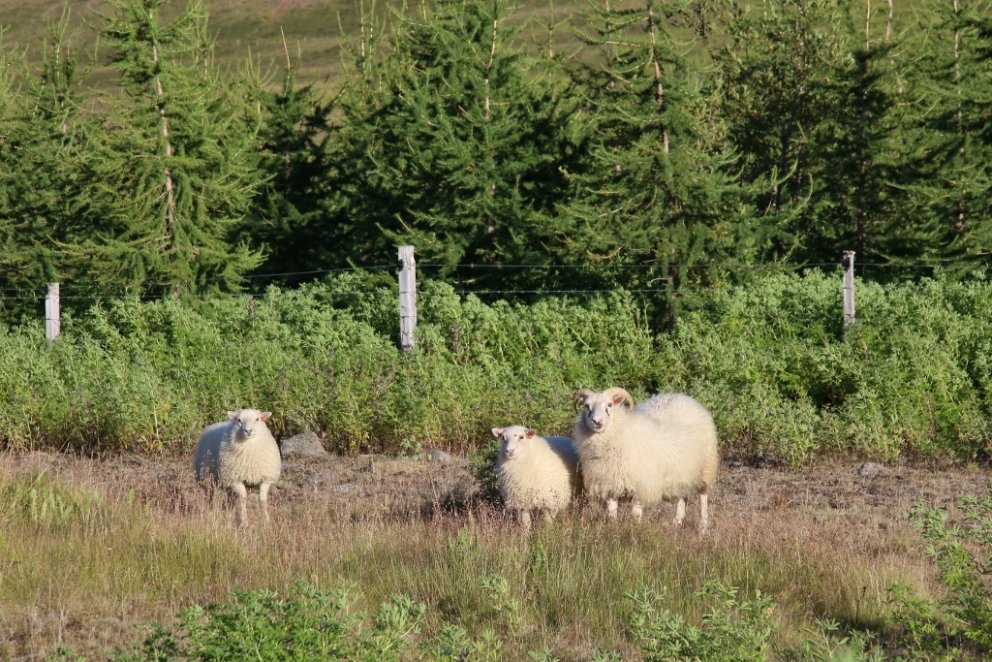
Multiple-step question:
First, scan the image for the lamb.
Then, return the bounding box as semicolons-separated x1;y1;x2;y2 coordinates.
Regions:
572;387;719;531
193;408;281;524
492;425;581;529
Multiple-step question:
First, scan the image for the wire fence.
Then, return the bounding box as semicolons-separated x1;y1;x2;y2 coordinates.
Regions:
0;258;950;305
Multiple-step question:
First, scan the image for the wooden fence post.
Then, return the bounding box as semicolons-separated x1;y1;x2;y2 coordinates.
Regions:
45;282;61;341
398;246;417;351
842;251;856;331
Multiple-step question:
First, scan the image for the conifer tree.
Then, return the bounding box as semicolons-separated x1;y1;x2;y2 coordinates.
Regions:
67;0;263;296
900;1;992;273
562;0;751;325
246;45;335;283
0;9;88;315
326;0;581;289
803;1;908;268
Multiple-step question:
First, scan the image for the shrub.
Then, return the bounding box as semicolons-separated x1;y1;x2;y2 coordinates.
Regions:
885;491;992;660
113;582;426;661
1;271;990;461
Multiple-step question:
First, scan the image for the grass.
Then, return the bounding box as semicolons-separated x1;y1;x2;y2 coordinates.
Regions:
0;0;580;93
0;452;957;660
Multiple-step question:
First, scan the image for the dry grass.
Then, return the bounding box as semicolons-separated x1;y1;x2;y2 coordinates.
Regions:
0;0;583;94
0;450;988;659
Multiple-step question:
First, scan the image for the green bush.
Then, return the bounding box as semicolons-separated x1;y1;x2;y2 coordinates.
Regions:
2;272;991;461
885;491;992;661
113;582;427;661
96;578;882;662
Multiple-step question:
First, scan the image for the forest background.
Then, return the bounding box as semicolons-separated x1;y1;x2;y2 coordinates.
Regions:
3;0;990;308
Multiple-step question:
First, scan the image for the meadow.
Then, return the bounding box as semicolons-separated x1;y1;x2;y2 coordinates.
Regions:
3;449;991;660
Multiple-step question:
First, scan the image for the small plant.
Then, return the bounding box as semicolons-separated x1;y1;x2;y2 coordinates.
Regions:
114;581;425;661
482;573;523;636
626;581;776;661
469;435;502;506
785;619;883;661
886;491;992;660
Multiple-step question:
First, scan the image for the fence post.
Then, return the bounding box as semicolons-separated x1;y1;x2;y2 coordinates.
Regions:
398;245;417;351
45;282;61;341
842;251;856;331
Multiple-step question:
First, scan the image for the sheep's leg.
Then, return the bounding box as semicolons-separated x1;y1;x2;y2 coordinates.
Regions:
542;508;556;524
699;493;709;532
259;482;272;522
673;498;686;527
606;498;619;520
631;501;643;521
231;482;248;525
519;509;532;530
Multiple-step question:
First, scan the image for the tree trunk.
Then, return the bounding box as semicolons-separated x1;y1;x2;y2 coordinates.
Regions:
151;40;177;251
646;3;670;155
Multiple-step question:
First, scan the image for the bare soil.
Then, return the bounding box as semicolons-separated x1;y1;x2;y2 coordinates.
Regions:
4;449;991;530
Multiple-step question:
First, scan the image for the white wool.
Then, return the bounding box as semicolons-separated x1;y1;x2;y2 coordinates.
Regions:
193;408;281;522
573;388;719;528
493;425;580;525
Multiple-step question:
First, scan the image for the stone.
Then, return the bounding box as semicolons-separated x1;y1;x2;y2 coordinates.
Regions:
279;431;327;458
857;462;885;479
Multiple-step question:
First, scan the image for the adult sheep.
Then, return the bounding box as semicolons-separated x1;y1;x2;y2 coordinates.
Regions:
492;425;581;529
193;408;281;524
572;387;718;531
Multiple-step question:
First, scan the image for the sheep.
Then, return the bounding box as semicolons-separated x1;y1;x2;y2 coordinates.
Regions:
492;425;581;529
193;408;281;524
572;387;719;531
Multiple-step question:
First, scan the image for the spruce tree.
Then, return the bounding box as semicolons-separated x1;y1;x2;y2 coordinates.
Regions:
326;0;581;290
803;1;909;268
562;0;752;325
705;0;839;263
67;0;263;296
900;1;992;273
245;47;335;283
0;9;88;316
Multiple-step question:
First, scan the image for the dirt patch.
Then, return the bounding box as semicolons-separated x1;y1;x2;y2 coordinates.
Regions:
4;450;990;527
273;0;316;14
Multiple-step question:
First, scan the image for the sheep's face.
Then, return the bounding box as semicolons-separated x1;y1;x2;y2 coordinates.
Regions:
493;425;535;462
574;388;632;434
227;409;272;441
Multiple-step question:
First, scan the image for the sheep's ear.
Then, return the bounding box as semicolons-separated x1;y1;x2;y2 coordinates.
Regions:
227;410;238;420
492;427;504;438
525;428;536;439
573;389;593;408
606;387;634;408
260;412;272;422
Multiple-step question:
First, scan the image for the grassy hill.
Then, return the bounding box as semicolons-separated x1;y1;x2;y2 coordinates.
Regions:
0;0;574;91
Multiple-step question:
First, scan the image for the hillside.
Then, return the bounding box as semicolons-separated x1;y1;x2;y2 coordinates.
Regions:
0;0;572;89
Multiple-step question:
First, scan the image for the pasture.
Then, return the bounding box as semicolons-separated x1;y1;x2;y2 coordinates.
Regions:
2;449;989;659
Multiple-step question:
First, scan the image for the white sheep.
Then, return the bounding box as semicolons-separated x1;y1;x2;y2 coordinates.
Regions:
492;425;581;529
193;408;281;524
572;387;719;531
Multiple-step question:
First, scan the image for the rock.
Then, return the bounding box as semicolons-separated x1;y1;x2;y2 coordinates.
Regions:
279;431;327;458
857;462;885;479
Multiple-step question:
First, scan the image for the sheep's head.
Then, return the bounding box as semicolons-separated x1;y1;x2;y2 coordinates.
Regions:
573;387;634;433
227;408;272;441
492;425;536;462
